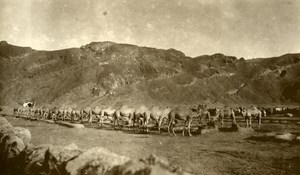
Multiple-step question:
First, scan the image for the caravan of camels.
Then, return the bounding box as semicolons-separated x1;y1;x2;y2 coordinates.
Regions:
12;102;271;136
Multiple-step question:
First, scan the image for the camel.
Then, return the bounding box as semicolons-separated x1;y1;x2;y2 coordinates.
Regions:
41;107;51;119
134;105;151;132
13;108;22;116
197;105;211;126
64;107;74;121
80;107;92;124
16;107;29;116
149;106;171;133
71;109;82;123
100;107;115;124
49;107;58;120
56;108;66;121
241;106;262;129
49;107;65;121
91;106;102;126
32;106;50;119
168;106;196;136
113;105;135;130
215;106;236;127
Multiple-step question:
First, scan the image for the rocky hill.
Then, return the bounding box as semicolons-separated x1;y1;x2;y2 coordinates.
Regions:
0;41;299;108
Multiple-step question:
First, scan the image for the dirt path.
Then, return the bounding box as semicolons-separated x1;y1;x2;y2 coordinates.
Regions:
4;116;300;175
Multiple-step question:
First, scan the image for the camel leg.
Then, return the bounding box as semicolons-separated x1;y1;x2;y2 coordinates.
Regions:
232;114;236;125
220;118;224;127
188;119;192;137
168;118;176;136
245;118;249;127
145;117;149;133
171;123;176;136
167;119;172;134
182;121;186;136
249;117;252;128
172;120;176;136
97;115;103;127
258;115;261;129
158;118;163;133
126;114;132;131
113;117;117;130
79;114;83;123
141;118;145;132
70;114;74;123
198;116;202;127
88;114;93;125
133;116;137;132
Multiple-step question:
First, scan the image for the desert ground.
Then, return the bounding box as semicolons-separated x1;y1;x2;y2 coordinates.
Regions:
2;114;300;175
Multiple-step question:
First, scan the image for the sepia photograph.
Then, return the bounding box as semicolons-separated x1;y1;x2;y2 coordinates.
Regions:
0;0;300;174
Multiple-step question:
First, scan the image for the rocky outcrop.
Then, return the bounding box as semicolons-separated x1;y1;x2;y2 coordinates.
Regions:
0;116;191;175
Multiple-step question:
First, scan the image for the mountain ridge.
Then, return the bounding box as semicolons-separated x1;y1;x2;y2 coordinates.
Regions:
0;41;299;108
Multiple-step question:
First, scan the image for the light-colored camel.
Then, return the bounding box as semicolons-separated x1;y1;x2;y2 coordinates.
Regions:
49;107;59;120
48;107;65;121
197;105;211;126
91;106;102;126
71;109;82;123
168;106;196;136
134;105;151;132
149;106;171;133
215;106;236;127
100;107;115;123
241;106;262;129
114;105;135;130
81;107;92;124
63;107;74;121
57;108;67;121
35;106;50;119
18;107;30;116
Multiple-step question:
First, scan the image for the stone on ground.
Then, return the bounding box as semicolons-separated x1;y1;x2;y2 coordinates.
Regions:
66;147;130;175
55;121;85;128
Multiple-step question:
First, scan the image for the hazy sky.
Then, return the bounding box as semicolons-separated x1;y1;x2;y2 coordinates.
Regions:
0;0;299;58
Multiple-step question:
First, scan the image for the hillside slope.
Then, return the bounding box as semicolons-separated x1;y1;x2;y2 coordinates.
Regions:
0;41;299;108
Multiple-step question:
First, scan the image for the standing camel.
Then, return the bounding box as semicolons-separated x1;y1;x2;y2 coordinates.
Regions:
168;106;196;136
241;106;262;129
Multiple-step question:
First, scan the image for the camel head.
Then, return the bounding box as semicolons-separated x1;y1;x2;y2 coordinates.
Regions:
241;109;247;117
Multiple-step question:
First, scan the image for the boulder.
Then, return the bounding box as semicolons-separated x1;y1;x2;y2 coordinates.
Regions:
0;127;31;146
0;117;12;128
47;143;83;164
24;144;52;175
13;127;31;145
24;144;82;175
274;133;296;142
66;147;130;175
0;134;25;163
108;154;191;175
